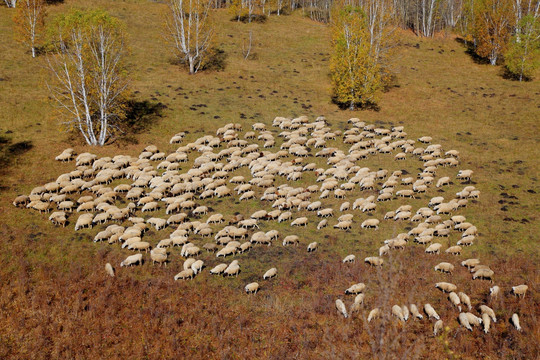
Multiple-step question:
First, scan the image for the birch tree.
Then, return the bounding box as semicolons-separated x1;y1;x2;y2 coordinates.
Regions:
505;13;540;79
166;0;214;74
330;0;395;109
13;0;46;58
474;0;514;65
4;0;18;7
46;10;129;146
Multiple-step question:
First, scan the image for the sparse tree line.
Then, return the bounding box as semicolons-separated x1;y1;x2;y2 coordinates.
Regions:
4;0;538;145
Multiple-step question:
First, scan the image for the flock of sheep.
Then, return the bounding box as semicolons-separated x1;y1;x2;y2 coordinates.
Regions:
14;115;528;335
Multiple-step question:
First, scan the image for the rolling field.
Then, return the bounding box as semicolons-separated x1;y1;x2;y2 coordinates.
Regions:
0;1;539;359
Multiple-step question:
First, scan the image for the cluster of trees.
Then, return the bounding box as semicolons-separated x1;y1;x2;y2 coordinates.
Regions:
330;0;395;110
5;0;538;144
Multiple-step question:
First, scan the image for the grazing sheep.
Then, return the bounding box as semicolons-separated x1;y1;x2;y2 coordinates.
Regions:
342;255;355;263
473;269;495;282
345;283;366;295
191;260;204;274
511;313;521;331
461;258;481;269
307;242;318;252
150;250;167;266
367;308;380;322
436;282;458;293
361;219;380;229
459;313;473;331
224;260;240;277
392;305;406;321
482;313;491;333
424;304;440;320
210;263;227;275
283;235;299;246
105;263;115;277
402;305;410;321
364;257;384;266
291;217;308;227
489;286;500;299
434;320;443;336
410;304;423;320
317;219;328;230
120;254;143;267
511;284;528;298
434;262;454;274
128;241;151;252
334;221;352;231
448;292;462;311
336;299;348;318
13;195;30;207
458;292;472;311
465;312;482;327
457;169;473;181
479;305;497;323
425;243;442;254
445;245;462;255
245;282;260;294
436;177;451;188
263;268;277;279
174;269;195;280
75;213;94;231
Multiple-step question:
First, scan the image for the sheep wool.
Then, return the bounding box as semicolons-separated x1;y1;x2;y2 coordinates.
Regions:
335;299;348;318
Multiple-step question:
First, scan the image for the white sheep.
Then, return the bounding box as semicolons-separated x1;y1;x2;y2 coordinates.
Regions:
458;312;473;331
263;268;277;280
105;263;115;277
345;283;365;295
489;286;500;298
210;263;228;275
424;304;440;320
482;313;491;333
245;282;260;294
436;282;457;293
448;292;462;311
336;299;348;318
283;235;299;246
367;308;380;322
120;254;143;267
191;260;204;274
458;292;472;311
512;285;528;298
511;313;521;331
392;305;406;321
224;260;240;277
342;255;355;263
425;243;442;254
473;268;495;281
174;269;195;280
317;219;328;230
434;262;454;274
361;219;380;229
479;305;497;323
363;257;383;267
410;304;423;320
75;213;94;231
434;320;443;336
291;217;308;227
307;242;318;252
150;250;167;266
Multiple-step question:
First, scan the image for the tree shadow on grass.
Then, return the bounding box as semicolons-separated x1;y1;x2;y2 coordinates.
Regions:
0;136;34;190
454;38;491;65
115;99;167;145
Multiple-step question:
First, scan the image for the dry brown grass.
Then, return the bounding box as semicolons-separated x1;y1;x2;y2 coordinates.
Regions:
0;1;539;359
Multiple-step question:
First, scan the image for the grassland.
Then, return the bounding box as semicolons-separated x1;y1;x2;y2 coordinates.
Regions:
0;1;539;359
